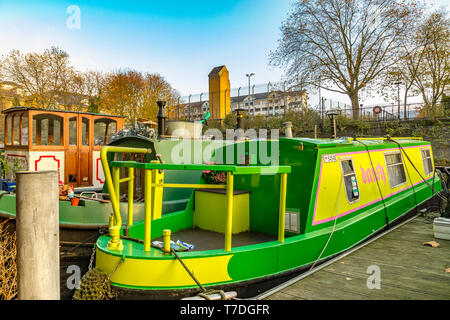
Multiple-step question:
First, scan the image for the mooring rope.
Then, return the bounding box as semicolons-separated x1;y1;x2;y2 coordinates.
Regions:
387;137;447;202
356;140;390;228
61;231;102;257
169;248;207;293
309;174;343;271
119;234;228;299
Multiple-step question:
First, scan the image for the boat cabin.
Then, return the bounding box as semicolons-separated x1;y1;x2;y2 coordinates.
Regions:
2;107;125;187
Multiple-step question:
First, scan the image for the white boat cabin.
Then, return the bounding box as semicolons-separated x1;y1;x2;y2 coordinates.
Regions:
2;107;125;187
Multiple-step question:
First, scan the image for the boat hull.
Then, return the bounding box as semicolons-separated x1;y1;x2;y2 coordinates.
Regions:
95;189;443;299
0;192;189;244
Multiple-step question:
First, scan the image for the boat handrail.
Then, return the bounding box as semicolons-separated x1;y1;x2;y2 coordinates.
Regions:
100;146;153;251
347;137;423;142
101;146;291;253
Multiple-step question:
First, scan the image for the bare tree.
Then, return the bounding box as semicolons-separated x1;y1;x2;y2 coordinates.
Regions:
379;43;425;119
413;9;449;118
270;0;423;119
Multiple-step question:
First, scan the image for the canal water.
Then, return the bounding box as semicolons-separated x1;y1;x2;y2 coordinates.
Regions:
60;245;93;300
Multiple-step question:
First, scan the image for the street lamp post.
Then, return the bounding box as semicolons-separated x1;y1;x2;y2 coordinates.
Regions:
246;73;255;114
394;81;401;119
327;111;338;139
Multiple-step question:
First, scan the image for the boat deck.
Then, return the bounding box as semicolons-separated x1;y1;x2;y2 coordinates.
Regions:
262;214;450;300
154;228;277;251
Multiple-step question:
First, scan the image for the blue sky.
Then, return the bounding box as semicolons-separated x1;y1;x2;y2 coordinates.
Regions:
0;0;448;106
0;0;294;95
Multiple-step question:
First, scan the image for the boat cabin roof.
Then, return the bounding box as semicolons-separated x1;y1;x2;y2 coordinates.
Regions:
2;106;126;118
280;137;426;148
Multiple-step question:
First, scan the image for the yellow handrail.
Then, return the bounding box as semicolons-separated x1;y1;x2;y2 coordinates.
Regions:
100;146;152;251
278;173;288;243
144;169;153;251
225;172;234;252
102;148;290;253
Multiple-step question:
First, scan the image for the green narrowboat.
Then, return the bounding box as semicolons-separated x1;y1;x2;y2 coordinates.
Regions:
92;136;446;299
0;135;226;243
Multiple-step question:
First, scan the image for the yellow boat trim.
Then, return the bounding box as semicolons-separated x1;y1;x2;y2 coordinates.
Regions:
96;249;233;288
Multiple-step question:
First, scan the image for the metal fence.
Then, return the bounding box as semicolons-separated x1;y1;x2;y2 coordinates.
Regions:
168;82;445;123
167;81;308;121
320;102;437;122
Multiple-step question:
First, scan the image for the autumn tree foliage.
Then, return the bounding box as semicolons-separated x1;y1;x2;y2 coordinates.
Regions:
99;70;179;123
270;0;423;120
0;48;179;123
2;47;74;109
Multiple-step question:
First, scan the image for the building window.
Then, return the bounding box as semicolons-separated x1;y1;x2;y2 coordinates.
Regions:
421;148;433;176
340;158;360;203
384;152;407;188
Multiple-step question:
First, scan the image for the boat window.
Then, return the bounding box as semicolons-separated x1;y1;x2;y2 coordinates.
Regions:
69;117;77;145
107;121;117;144
94;118;117;146
421;148;433;176
81;118;89;146
40;118;49;145
340;158;360;203
6;115;12;145
384;152;407;188
21;114;28;145
32;114;63;146
13;115;20;145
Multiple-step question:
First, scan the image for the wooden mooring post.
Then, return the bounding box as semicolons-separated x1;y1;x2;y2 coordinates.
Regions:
16;171;60;300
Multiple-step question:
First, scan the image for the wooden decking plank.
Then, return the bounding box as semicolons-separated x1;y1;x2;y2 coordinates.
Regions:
265;291;306;300
335;255;450;283
291;268;437;300
337;254;450;280
264;216;450;300
281;276;373;300
322;259;450;298
341;245;449;275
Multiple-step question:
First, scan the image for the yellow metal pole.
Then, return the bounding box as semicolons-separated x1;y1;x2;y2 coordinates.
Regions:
154;183;226;189
278;173;288;243
144;169;153;252
113;166;120;211
225;171;234;252
100;146;151;251
127;167;134;226
106;166;123;250
163;229;171;255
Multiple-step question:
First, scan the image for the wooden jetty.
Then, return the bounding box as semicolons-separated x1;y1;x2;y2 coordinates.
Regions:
261;214;450;300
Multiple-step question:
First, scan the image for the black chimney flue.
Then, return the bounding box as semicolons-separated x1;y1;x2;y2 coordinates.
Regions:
157;100;166;137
